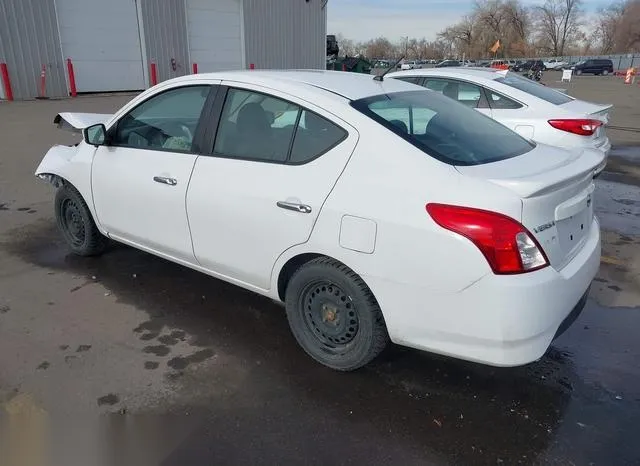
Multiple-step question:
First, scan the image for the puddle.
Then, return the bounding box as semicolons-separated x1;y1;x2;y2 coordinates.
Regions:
610;146;640;163
594;179;640;236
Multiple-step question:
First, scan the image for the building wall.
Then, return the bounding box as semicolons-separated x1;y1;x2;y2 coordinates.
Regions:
140;0;190;83
0;0;67;99
243;0;326;70
186;0;244;72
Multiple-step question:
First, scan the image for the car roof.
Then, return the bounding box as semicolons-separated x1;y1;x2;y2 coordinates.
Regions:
387;67;508;81
172;69;419;101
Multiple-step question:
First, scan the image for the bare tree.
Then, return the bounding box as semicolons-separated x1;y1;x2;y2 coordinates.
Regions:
534;0;583;56
335;34;357;57
438;16;475;58
615;0;640;52
594;2;623;53
364;37;396;60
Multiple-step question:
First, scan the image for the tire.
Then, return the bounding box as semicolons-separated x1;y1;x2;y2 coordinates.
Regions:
55;184;108;256
602;69;609;76
576;69;582;76
285;257;389;371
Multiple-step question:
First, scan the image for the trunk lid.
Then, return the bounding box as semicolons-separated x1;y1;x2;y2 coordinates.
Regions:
456;144;604;269
558;100;612;123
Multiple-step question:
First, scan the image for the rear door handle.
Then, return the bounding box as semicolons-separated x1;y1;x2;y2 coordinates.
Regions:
277;201;312;214
153;176;177;186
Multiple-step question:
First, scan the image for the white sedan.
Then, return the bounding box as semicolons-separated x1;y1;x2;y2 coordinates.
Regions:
36;70;602;371
386;68;612;169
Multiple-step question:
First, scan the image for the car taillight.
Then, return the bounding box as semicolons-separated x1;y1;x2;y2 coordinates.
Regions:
548;119;602;136
426;204;549;274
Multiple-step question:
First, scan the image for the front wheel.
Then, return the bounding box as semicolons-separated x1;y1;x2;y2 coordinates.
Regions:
55;185;108;256
285;258;389;371
576;69;582;76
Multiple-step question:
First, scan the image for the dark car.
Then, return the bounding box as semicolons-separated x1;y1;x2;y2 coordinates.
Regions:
513;60;544;72
572;59;614;76
435;60;461;68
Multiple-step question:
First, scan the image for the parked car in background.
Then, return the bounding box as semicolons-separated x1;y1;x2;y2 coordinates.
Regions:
387;67;612;169
572;59;614;76
435;59;461;68
543;59;568;70
401;60;422;70
35;70;603;372
490;60;510;70
513;60;545;72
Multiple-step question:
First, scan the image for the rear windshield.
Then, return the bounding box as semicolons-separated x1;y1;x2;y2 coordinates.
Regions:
495;73;573;105
351;90;534;166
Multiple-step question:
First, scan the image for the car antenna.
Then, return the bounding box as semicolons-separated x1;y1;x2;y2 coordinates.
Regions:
374;55;405;82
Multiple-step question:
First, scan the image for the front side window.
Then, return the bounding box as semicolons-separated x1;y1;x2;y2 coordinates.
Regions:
494;74;573;105
351;90;534;166
214;88;347;164
112;85;210;152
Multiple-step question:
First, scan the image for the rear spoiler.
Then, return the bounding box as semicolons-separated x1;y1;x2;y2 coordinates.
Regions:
53;112;112;133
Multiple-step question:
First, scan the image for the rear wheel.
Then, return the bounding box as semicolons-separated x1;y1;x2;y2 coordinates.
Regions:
602;69;609;76
55;185;107;256
285;257;389;371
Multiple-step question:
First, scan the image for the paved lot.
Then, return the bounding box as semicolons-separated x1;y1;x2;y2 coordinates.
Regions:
1;83;639;465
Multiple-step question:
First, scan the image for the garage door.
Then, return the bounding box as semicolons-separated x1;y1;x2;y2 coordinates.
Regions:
56;0;145;92
187;0;244;72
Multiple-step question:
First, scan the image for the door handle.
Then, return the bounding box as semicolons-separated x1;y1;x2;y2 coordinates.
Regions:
277;201;312;214
153;176;177;186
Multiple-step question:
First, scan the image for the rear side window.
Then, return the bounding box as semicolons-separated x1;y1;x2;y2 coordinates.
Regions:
214;89;299;162
289;111;347;164
486;89;523;109
351;90;534;166
395;76;423;85
213;88;346;164
494;74;573;105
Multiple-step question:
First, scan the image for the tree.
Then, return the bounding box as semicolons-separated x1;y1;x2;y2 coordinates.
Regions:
364;37;396;60
614;0;640;52
335;34;356;57
534;0;583;56
594;3;623;54
438;16;475;58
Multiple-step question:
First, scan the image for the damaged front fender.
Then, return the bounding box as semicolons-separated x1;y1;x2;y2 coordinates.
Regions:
35;143;101;228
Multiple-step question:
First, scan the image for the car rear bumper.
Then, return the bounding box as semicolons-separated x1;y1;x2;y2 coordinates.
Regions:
366;217;601;367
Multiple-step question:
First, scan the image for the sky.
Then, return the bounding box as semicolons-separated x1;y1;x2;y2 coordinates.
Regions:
327;0;607;42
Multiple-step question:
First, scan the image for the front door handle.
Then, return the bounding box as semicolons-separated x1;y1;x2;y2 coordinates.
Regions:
153;176;177;186
277;201;312;214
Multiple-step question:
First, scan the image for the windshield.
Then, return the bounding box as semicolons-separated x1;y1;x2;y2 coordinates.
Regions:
494;73;574;105
351;90;534;166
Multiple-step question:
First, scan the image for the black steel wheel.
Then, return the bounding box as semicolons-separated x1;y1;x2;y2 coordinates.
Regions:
300;280;360;349
285;257;389;371
55;184;107;256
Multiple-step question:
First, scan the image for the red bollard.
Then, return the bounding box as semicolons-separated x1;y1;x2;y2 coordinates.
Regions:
36;64;49;100
249;63;255;70
342;63;346;71
192;63;198;74
0;63;13;101
150;63;158;86
66;58;77;97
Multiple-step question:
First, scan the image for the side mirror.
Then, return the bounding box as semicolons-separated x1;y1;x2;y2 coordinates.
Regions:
83;123;107;147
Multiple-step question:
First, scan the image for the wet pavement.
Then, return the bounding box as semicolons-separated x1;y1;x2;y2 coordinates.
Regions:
1;96;639;465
